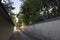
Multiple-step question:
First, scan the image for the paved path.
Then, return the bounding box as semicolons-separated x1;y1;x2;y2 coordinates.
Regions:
9;31;23;40
9;31;49;40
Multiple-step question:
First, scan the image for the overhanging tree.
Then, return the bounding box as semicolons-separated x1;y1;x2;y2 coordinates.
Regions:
18;0;60;25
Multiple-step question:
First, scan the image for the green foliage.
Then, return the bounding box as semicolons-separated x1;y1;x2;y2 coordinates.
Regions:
2;0;16;26
10;13;16;26
17;12;28;26
18;0;60;26
3;0;14;12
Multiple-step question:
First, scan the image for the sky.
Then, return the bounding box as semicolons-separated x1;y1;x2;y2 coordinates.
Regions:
11;0;22;22
11;0;22;14
2;0;22;14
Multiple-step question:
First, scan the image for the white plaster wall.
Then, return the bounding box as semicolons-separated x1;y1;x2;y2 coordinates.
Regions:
26;19;60;40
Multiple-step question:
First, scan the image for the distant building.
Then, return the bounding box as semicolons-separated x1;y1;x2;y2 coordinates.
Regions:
0;1;14;40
